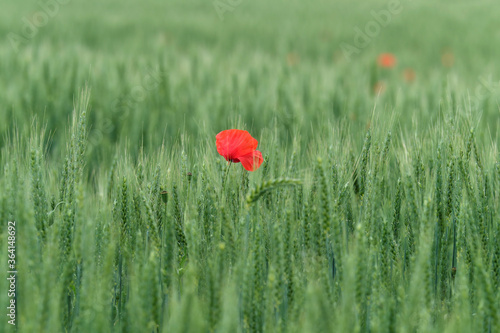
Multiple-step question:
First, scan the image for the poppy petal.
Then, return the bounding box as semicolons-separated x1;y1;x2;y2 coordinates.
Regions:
239;150;263;171
216;129;258;161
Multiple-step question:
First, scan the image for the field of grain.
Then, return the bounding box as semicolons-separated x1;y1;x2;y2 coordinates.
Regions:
0;0;499;332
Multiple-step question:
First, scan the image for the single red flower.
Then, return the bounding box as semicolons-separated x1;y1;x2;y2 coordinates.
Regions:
377;53;396;68
216;129;263;171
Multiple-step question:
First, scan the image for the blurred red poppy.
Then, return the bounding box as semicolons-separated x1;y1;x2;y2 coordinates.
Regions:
286;52;300;66
377;53;396;68
403;68;416;82
216;129;263;171
441;51;454;68
373;81;387;94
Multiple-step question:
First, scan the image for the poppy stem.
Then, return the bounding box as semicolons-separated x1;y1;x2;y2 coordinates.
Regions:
223;161;232;193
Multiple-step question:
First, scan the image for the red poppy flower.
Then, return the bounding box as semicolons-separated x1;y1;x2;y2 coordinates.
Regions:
216;129;263;171
377;53;396;68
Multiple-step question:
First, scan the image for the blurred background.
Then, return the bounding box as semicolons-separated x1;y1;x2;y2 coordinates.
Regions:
1;0;499;166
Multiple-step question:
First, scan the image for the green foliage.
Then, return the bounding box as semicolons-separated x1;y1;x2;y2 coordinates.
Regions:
1;1;500;332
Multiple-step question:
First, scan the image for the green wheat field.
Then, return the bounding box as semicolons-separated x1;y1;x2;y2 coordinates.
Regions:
1;0;500;332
